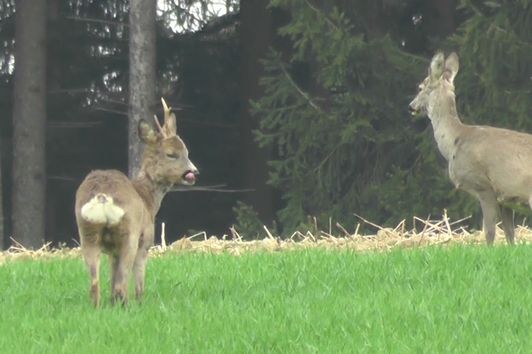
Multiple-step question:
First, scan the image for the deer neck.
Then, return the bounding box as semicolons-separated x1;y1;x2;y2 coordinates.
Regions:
427;90;464;161
132;173;168;220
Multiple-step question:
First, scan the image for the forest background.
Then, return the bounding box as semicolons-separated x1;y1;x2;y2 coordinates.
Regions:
0;0;530;248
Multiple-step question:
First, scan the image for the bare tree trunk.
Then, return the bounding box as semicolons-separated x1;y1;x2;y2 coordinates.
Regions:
128;0;156;177
238;0;277;225
0;138;4;249
432;0;456;36
12;0;47;249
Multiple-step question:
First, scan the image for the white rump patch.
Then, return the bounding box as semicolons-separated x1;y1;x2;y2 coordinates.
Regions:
80;193;125;226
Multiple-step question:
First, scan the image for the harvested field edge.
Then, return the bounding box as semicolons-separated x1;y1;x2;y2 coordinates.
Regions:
1;214;531;264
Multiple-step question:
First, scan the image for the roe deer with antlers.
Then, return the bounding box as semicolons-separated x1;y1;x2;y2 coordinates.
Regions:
409;52;532;245
75;98;198;306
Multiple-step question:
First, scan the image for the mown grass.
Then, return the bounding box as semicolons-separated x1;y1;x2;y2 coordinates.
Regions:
0;245;530;353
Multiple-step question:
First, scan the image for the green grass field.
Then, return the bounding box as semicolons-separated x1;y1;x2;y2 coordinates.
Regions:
0;245;530;353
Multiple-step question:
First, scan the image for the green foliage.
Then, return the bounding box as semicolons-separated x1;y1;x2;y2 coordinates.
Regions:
233;201;270;238
254;0;532;232
451;0;532;130
0;246;530;352
254;1;449;231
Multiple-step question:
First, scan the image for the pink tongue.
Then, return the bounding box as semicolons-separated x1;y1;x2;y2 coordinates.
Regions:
184;172;195;183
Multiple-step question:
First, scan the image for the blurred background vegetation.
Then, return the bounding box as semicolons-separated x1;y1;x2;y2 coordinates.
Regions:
0;0;530;247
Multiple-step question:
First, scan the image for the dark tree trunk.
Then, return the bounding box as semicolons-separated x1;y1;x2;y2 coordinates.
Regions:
12;0;47;249
0;137;4;249
432;0;456;36
238;0;278;225
45;0;62;246
128;0;156;177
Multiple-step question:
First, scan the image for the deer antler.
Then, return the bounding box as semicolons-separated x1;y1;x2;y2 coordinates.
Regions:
161;97;171;121
153;115;164;136
159;97;177;137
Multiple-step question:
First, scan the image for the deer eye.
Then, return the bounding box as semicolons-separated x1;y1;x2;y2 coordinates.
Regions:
166;153;179;160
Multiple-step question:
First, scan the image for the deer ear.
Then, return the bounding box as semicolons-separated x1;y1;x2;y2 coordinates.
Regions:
138;119;159;144
443;52;459;83
429;51;445;80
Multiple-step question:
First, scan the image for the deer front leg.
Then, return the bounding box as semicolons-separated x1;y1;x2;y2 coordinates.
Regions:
81;241;101;308
478;192;499;246
500;205;515;245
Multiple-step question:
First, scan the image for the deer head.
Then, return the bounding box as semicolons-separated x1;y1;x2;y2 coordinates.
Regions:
138;98;199;188
408;52;460;117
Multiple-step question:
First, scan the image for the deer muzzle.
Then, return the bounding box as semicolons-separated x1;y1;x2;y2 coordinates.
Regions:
182;162;199;185
183;171;197;184
408;103;417;115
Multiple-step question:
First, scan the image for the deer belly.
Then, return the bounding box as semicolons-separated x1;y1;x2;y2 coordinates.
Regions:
490;175;532;203
450;156;532;202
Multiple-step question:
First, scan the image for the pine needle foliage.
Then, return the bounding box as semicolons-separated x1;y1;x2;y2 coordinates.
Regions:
451;0;532;131
252;0;531;233
253;1;440;231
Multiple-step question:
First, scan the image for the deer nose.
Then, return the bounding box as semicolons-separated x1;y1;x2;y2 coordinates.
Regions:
188;162;199;175
408;104;416;114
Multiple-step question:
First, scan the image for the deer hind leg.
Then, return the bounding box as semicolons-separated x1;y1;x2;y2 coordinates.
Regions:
133;230;154;301
500;206;515;245
111;240;137;305
478;192;499;246
109;255;119;302
133;246;149;301
80;235;102;308
133;230;153;302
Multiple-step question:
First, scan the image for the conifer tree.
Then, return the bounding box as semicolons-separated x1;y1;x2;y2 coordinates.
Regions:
252;0;531;232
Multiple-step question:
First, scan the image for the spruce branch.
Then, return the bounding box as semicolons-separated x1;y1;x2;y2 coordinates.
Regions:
303;0;340;31
278;62;323;113
490;24;532;48
65;16;127;27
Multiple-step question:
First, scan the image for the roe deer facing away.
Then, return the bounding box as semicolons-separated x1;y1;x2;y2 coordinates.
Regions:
409;51;532;245
75;98;198;306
